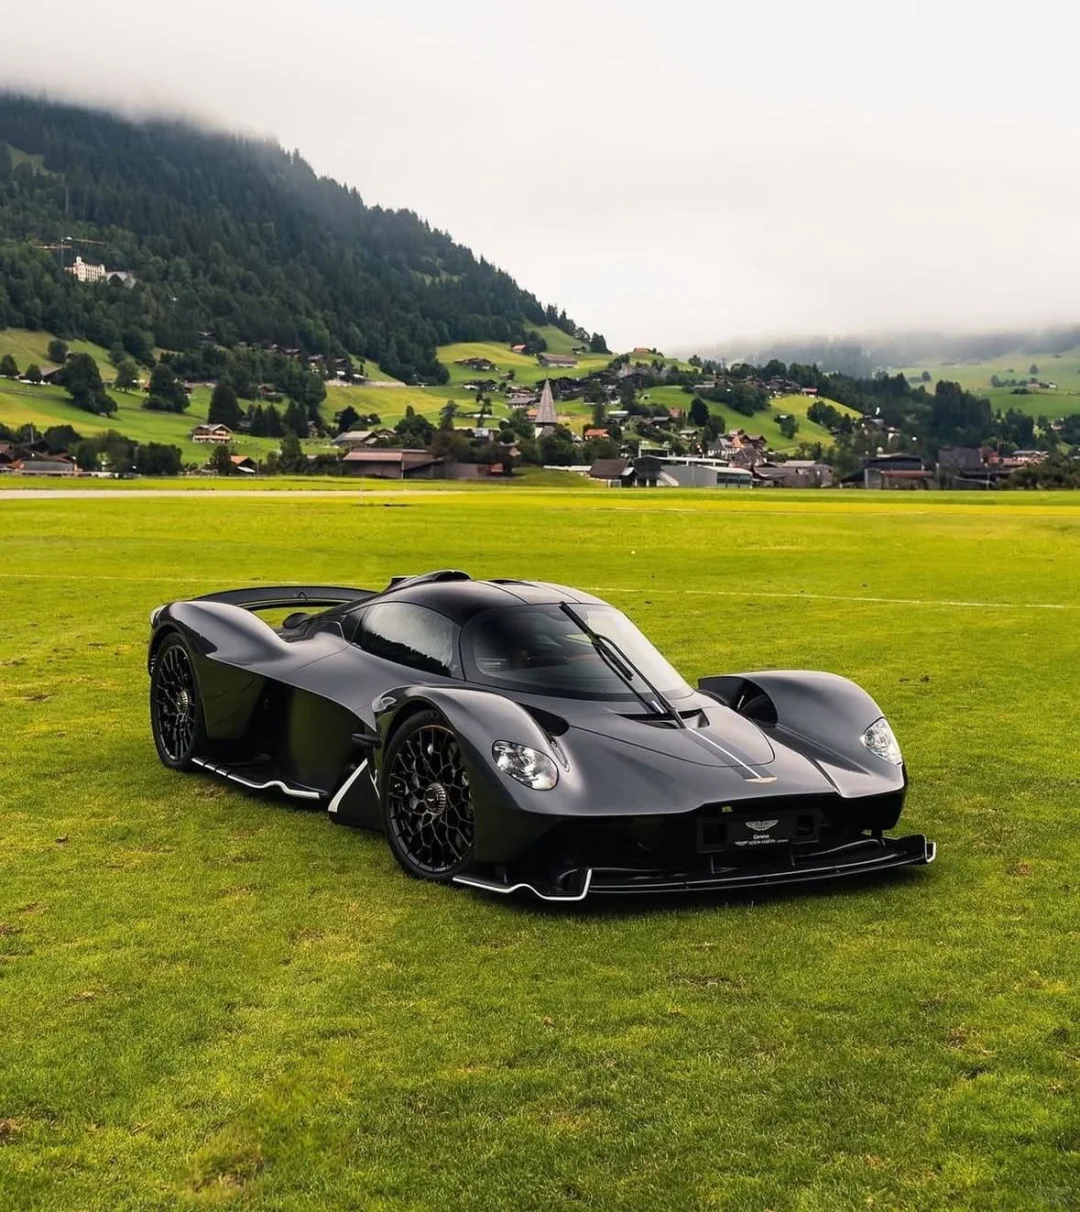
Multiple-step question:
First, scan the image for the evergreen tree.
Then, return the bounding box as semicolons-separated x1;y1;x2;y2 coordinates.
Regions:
688;397;710;427
265;404;284;437
0;354;18;377
335;404;360;434
0;96;578;381
25;363;42;384
47;338;68;365
208;381;243;428
283;400;309;434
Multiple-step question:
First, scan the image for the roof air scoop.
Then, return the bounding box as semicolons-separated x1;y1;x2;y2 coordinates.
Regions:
386;570;472;591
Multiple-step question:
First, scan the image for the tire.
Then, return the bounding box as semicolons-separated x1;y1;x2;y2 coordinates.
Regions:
150;633;206;770
381;709;475;881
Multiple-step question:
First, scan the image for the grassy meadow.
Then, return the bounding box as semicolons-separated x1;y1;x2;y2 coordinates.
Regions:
897;347;1080;420
0;487;1077;1210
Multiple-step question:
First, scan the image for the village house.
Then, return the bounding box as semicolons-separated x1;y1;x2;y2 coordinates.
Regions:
588;457;632;486
229;455;258;475
454;357;497;372
190;423;233;444
537;353;577;368
332;429;396;448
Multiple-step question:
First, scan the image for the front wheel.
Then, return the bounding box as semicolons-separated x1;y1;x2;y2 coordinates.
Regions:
381;710;475;881
150;634;206;769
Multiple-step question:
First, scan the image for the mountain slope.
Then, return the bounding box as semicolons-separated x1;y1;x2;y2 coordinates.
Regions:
0;95;576;382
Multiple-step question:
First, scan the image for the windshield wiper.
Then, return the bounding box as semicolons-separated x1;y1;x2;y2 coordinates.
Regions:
559;603;687;728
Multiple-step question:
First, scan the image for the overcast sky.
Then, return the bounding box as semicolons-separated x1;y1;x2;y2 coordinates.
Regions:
2;0;1077;351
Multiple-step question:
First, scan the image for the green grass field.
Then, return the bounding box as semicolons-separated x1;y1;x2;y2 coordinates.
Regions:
0;489;1076;1210
897;347;1080;420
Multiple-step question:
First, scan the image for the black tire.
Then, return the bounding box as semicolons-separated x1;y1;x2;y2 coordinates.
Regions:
381;709;475;881
150;633;206;770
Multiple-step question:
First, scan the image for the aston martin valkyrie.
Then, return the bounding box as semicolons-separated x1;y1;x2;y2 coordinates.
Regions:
147;571;934;899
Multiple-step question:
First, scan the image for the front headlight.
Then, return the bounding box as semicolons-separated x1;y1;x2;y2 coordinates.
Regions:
492;741;559;790
860;717;903;765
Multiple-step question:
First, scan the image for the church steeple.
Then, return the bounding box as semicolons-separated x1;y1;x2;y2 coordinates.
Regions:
535;379;557;433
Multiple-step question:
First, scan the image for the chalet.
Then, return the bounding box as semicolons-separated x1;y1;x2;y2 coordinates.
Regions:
510;344;527;354
537;353;577;368
229;455;258;474
462;379;498;392
583;427;609;440
333;429;381;448
342;449;446;480
454;357;498;372
191;423;233;444
507;390;538;408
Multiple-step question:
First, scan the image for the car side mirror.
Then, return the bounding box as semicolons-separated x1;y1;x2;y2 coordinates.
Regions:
282;611;311;630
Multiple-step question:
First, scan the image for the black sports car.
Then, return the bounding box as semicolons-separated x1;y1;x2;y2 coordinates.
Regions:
147;571;935;900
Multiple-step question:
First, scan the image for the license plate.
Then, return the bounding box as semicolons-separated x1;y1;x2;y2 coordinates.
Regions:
727;815;799;847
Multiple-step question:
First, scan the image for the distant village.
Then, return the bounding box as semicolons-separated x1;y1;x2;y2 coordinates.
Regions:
0;338;1063;488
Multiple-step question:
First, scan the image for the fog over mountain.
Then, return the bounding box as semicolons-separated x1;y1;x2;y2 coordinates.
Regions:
1;0;1077;350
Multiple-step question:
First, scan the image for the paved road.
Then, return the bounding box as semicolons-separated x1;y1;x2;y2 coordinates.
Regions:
0;488;464;500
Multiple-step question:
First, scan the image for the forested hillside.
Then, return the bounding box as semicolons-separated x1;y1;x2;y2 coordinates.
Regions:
0;95;576;382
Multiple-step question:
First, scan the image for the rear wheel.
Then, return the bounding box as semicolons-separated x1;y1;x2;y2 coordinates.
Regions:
381;710;475;881
150;634;206;769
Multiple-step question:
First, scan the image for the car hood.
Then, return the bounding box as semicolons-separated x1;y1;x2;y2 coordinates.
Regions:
568;703;776;769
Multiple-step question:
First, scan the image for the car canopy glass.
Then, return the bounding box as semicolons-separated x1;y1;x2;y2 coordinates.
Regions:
460;604;693;701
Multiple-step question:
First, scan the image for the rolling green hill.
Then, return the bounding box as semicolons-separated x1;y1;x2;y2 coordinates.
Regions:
0;94;582;383
897;349;1080;419
0;323;858;458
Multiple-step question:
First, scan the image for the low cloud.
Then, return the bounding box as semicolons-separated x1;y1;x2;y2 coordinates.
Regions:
2;0;1076;351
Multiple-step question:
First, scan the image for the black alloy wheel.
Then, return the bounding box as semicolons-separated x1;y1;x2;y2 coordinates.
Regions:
150;635;205;769
382;710;475;880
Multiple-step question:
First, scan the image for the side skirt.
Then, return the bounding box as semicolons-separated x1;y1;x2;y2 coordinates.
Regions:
191;757;324;802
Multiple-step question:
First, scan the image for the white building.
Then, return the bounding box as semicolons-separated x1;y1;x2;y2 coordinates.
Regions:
65;256;108;284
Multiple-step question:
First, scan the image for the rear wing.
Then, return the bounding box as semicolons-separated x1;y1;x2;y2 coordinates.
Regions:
194;585;376;612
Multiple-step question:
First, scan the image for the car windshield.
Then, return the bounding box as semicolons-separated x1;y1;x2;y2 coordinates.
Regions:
460;604;693;701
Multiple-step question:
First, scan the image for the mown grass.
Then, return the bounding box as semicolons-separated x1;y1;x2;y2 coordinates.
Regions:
2;487;1078;1212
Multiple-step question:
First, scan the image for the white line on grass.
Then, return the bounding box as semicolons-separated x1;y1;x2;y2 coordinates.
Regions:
585;587;1072;610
